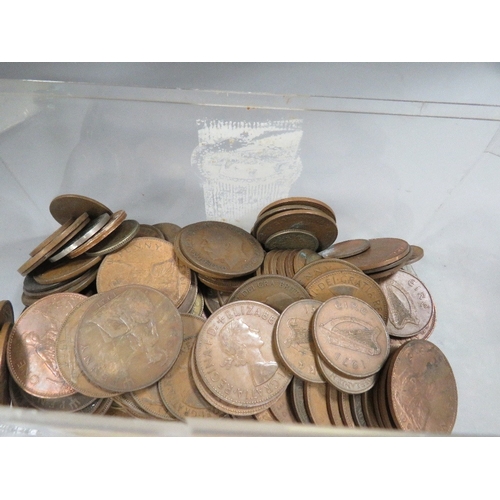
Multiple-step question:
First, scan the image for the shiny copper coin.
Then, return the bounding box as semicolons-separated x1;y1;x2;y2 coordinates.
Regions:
136;224;165;240
387;340;458;434
228;275;310;313
56;296;119;398
379;270;434;338
274;299;325;383
32;254;102;285
130;382;177;420
255;208;338;251
75;285;183;393
68;210;128;258
194;300;291;408
293;258;364;288
289;376;312;424
303;381;332;426
342;237;410;271
325;384;345;426
0;322;13;405
49;193;112;224
306;269;389;324
264;229;319;251
257;197;336;221
313;296;390;378
319;239;370;259
178;221;265;279
0;300;14;326
97;237;191;307
7;292;86;398
153;222;182;243
84;219;140;257
158;314;226;420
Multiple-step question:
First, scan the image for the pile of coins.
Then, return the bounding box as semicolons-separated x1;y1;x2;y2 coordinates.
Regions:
0;194;457;433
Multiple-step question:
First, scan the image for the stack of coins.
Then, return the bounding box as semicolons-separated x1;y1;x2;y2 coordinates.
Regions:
1;193;457;433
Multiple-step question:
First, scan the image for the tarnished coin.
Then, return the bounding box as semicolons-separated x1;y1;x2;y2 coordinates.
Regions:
97;237;191;307
7;292;87;398
136;224;165;240
405;245;424;266
274;299;325;383
303;381;332;426
264;229;319;251
67;210;128;258
75;285;183;393
29;218;76;257
159;314;226;420
361;389;380;428
257;197;336;222
387;340;458;433
49;194;112;224
293;249;322;274
130;382;177;420
306;269;389;324
0;322;13;405
293;258;364;288
319;239;370;259
379;270;434;338
375;355;398;429
178;221;265;279
313;296;390;378
153;222;182;242
289;376;312;424
177;272;199;314
32;255;102;285
194;300;291;408
349;394;368;427
85;219;140;257
228;275;310;313
0;300;14;326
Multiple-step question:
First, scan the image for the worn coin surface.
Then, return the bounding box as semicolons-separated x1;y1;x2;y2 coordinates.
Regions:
7;292;87;398
274;299;325;383
194;300;291;408
85;219;140;257
264;229;319;251
292;258;363;289
33;255;102;285
387;339;457;433
313;296;390;378
96;237;191;307
49;194;112;224
75;285;183;393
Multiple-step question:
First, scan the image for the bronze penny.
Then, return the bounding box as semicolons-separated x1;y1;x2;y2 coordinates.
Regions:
0;322;13;405
325;384;345;427
130;382;178;420
80;397;113;415
320;239;371;259
361;389;380;428
338;390;357;428
153;222;182;242
194;300;291;408
405;245;424;266
7;292;87;398
178;221;265;279
268;388;298;423
376;355;398;429
255;208;338;252
342;237;410;271
293;258;364;288
313;296;390;378
0;300;14;326
68;210;128;258
177;272;199;314
289;376;312;424
200;283;220;315
75;284;183;393
389;304;436;353
49;193;112;224
158;314;226;420
22;390;97;413
97;237;191;307
32;254;102;285
112;393;151;419
85;219;140;257
378;270;434;338
274;299;325;383
293;249;322;274
303;381;332;426
136;224;165;240
228;275;310;313
56;295;119;398
264;229;319;251
306;269;389;324
387;340;458;434
197;274;250;293
29;218;76;256
257;197;336;222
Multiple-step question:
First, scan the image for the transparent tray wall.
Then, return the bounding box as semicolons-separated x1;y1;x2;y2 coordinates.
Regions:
1;79;499;436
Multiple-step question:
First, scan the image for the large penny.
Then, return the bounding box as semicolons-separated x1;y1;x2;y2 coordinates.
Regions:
178;221;265;279
313;296;390;378
7;292;87;398
194;300;291;408
96;237;191;307
228;275;310;313
33;255;102;285
49;194;112;224
387;339;458;434
129;382;177;421
75;285;183;393
274;299;325;383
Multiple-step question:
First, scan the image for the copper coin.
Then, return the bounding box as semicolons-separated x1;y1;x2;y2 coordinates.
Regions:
361;389;380;428
22;391;96;413
177;272;199;314
338;390;357;428
130;382;178;420
112;393;151;419
293;258;364;288
342;237;410;271
136;224;165;240
303;381;332;426
97;237;191;307
325;384;345;427
29;218;76;256
153;222;182;242
379;270;434;338
254;408;278;422
9;377;33;408
75;284;183;393
194;300;291;408
178;221;265;279
0;322;13;405
268;388;298;423
7;292;87;398
197;274;250;293
306;269;389;324
56;295;119;398
405;245;424;266
32;255;102;285
264;229;319;251
49;194;112;224
389;304;436;353
255;208;338;251
158;314;226;420
313;296;390;378
387;340;458;433
274;299;325;383
319;239;371;259
257;197;336;222
376;355;398;429
293;249;322;274
0;300;14;326
289;376;312;424
85;219;140;257
228;275;310;313
68;210;128;258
